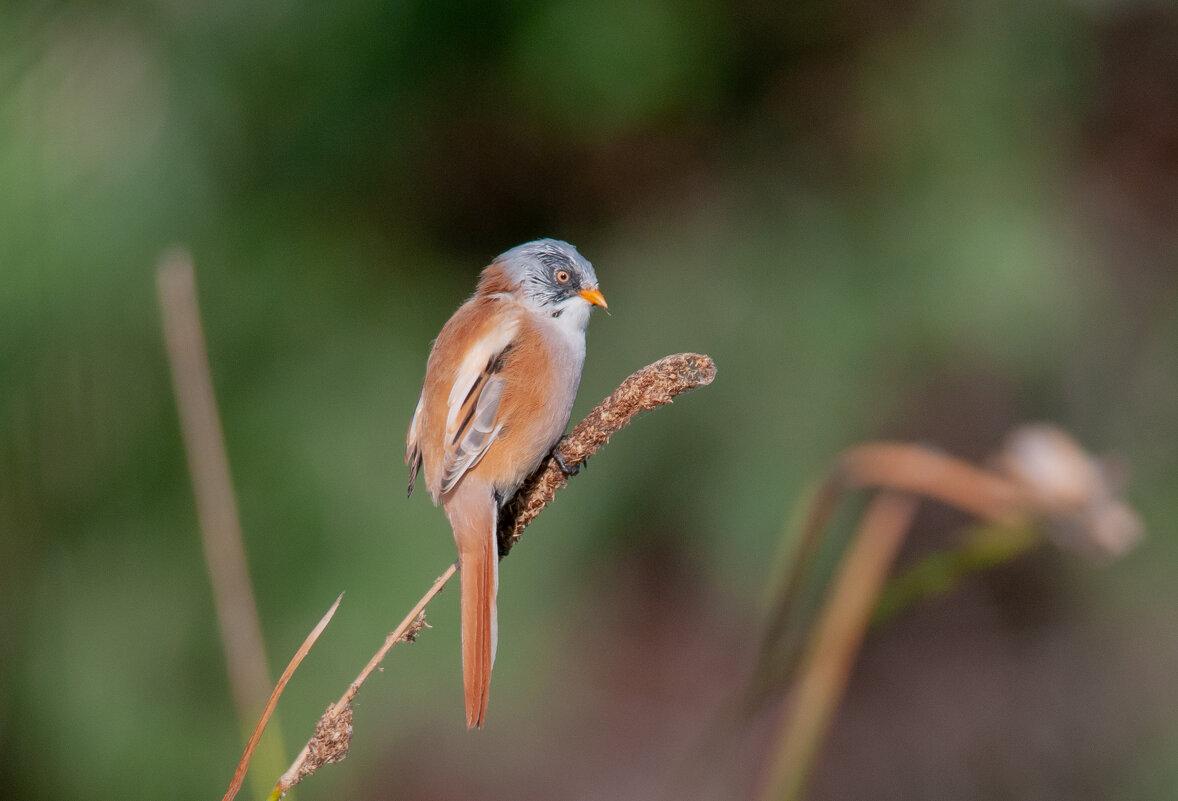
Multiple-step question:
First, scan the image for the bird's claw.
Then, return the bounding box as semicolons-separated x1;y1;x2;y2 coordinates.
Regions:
552;445;583;476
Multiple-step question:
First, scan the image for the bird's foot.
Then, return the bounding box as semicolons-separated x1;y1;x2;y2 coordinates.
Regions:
551;441;584;476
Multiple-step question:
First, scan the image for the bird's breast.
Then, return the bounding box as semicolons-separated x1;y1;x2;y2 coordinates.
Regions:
474;315;585;495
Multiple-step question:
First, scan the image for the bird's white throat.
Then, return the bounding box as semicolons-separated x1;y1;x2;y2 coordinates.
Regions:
554;296;593;331
541;297;592;363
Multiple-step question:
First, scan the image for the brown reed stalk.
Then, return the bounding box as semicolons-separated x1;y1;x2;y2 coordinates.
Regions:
756;426;1142;801
759;491;918;801
241;353;716;798
268;565;455;799
223;593;343;801
499;351;718;550
158;250;273;719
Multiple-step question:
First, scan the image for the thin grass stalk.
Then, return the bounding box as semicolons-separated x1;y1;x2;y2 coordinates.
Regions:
759;491;918;801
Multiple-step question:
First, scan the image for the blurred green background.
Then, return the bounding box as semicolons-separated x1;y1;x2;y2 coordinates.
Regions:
2;0;1177;798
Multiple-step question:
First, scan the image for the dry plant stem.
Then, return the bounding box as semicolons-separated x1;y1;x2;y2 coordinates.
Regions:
761;442;1028;665
499;352;717;550
268;353;714;797
157;250;272;718
224;594;344;801
271;563;458;798
755;442;1036;801
750;429;1135;801
837;443;1025;522
760;491;919;801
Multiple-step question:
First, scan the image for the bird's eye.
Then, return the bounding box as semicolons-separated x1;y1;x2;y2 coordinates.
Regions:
555;270;571;284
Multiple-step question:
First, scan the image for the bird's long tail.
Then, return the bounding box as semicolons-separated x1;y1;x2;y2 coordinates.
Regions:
445;480;499;729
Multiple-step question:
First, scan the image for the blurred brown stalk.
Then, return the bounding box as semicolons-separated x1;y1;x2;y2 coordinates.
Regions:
156;249;280;791
757;427;1142;801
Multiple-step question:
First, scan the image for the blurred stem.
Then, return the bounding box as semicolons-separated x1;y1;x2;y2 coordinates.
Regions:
873;522;1039;626
499;352;717;551
759;491;918;801
754;479;844;699
751;430;1130;800
156;249;285;797
755;442;1026;703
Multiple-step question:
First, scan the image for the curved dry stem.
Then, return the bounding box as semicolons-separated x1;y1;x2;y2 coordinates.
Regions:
753;444;1026;801
499;352;716;551
837;443;1026;522
759;491;919;801
270;563;455;798
224;593;343;801
759;441;1028;673
254;352;716;798
754;427;1141;801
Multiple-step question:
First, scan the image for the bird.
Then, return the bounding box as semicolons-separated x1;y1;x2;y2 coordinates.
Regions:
406;239;607;728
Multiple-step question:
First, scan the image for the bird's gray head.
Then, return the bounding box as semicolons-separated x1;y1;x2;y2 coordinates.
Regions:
493;238;607;319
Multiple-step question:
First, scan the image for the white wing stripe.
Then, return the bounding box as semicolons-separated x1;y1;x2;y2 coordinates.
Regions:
445;318;519;436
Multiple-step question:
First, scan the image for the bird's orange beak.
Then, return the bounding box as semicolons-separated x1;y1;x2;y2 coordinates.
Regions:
578;287;608;309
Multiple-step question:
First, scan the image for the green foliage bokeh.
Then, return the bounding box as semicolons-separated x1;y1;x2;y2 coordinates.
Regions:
2;0;1176;799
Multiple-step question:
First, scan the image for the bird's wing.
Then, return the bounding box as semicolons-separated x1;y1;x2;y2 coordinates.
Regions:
438;317;520;495
406;394;424;497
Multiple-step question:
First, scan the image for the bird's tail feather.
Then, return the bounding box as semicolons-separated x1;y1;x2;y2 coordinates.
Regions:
447;481;498;729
